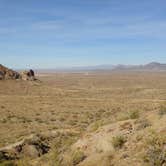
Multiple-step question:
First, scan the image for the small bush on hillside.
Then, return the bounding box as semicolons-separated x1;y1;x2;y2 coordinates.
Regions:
71;150;86;165
129;110;139;119
143;133;166;166
112;135;126;149
88;121;103;132
117;110;139;121
48;132;79;166
0;161;16;166
158;106;166;117
135;119;151;130
16;158;31;166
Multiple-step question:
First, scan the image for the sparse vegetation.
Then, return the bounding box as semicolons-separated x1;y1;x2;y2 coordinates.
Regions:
88;120;103;132
158;106;166;117
143;133;166;166
117;110;140;121
71;150;86;165
0;161;15;166
128;110;140;119
0;72;166;165
135;118;151;130
112;135;126;149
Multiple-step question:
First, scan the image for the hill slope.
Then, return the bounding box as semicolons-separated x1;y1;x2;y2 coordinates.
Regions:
0;64;20;80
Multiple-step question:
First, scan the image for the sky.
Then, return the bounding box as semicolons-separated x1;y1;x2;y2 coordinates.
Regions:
0;0;166;69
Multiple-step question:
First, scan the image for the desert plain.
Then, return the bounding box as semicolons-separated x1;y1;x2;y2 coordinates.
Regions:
0;71;166;166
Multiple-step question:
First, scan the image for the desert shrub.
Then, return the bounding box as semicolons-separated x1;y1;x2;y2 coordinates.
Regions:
71;150;86;165
158;106;166;117
88;120;103;132
0;161;15;166
116;112;129;121
35;118;44;123
1;119;7;123
16;158;31;166
49;148;62;166
129;110;139;119
49;132;79;166
135;119;151;130
143;133;166;166
112;135;126;149
116;110;139;121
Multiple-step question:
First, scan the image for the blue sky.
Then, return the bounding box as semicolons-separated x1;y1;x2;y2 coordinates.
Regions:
0;0;166;68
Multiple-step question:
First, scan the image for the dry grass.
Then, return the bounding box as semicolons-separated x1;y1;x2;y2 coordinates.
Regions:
0;71;166;165
112;135;127;149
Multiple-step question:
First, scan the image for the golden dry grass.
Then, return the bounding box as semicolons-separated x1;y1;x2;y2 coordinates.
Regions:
0;71;166;165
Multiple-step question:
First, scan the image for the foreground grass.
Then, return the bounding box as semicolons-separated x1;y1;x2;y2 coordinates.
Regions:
0;72;166;165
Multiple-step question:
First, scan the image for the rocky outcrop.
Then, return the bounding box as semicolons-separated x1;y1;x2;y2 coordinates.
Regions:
21;69;36;81
0;64;21;80
0;129;78;162
0;134;50;161
0;64;36;81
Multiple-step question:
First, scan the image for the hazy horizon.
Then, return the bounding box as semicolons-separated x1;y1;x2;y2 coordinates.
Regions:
0;0;166;68
6;61;164;70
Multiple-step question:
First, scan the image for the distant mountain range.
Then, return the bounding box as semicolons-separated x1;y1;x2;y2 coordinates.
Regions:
113;62;166;71
36;62;166;73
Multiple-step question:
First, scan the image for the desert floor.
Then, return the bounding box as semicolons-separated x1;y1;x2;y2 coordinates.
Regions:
0;71;165;166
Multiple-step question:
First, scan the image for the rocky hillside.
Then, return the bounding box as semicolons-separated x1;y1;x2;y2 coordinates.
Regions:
0;64;21;80
0;64;36;81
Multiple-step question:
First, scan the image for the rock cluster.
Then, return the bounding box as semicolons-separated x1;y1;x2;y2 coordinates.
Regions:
0;64;36;81
21;69;36;81
0;64;21;80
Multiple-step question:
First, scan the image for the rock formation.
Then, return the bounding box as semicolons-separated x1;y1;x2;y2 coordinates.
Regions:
0;64;36;81
0;134;50;161
0;64;21;80
21;69;36;81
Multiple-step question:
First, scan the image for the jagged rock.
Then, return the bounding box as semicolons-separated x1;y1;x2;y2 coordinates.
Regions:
21;69;36;81
0;64;21;80
0;64;37;81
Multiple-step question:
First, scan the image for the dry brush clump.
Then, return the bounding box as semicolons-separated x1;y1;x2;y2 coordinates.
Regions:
71;150;87;165
116;110;140;121
111;135;127;149
135;118;151;130
143;132;166;166
158;106;166;117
